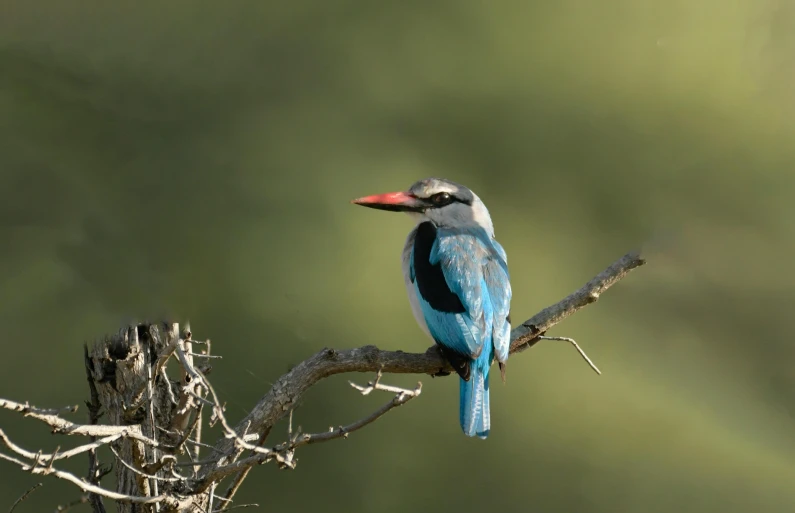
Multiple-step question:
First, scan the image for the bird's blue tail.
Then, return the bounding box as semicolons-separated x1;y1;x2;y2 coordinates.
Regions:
459;351;492;439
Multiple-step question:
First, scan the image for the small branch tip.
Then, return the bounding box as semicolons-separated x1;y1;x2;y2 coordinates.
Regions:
539;336;602;375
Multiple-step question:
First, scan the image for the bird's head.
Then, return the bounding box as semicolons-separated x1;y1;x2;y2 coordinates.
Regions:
352;178;494;235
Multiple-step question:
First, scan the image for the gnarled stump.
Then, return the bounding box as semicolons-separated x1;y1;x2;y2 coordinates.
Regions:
85;322;207;513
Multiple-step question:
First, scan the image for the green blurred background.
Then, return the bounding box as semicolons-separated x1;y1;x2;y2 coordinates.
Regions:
2;1;795;511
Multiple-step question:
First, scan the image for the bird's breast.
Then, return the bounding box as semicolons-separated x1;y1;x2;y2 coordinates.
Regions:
401;226;432;340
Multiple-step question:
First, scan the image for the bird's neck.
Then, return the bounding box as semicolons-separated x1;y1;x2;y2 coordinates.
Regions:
430;223;495;241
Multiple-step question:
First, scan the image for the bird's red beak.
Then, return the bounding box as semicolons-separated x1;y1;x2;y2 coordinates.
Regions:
351;191;424;212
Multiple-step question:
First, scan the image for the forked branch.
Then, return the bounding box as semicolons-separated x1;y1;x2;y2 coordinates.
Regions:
206;251;645;469
0;250;644;512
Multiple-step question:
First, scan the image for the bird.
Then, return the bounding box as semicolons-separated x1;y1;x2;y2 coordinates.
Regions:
352;178;511;439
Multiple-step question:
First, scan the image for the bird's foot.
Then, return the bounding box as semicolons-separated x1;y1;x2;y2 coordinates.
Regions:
427;345;452;377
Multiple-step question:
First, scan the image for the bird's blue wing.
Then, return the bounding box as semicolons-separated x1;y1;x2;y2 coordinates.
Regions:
485;238;512;364
411;224;511;362
427;232;491;358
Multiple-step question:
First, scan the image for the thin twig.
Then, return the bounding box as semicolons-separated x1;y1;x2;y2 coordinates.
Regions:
293;376;421;448
108;446;184;483
0;398;162;447
173;457;226;467
143;455;178;476
0;452;177;506
146;363;160;512
0;430;121;463
538;336;602;374
177;404;204;456
8;482;42;513
187;438;221;453
53;495;88;512
155;425;221;454
214;504;259;512
218;426;271;512
160;367;179;406
191;375;289;491
176;340;202;386
151;323;181;383
207;483;216;513
192;395;203;474
200;371;421;488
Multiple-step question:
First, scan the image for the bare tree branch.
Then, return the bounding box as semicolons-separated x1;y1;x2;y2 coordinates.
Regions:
0;249;644;512
0;399;163;448
218;427;270;510
204;250;645;473
0;452;178;507
193;364;423;490
0;429;120;462
509;251;645;352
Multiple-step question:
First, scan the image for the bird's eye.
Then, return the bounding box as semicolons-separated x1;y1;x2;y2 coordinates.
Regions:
430;192;452;205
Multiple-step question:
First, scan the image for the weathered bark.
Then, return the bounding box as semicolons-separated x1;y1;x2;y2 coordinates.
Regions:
85;323;207;513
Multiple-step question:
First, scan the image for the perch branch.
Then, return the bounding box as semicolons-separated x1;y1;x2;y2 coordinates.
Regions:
509;251;645;352
0;249;643;512
195;367;421;492
203;250;645;474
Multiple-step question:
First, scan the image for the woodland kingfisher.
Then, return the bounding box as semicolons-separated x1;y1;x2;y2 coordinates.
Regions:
352;178;511;439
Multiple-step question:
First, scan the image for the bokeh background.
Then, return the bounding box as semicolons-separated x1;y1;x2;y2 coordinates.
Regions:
2;1;795;512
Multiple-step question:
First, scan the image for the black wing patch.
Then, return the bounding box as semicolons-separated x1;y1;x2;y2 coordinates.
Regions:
412;222;466;314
